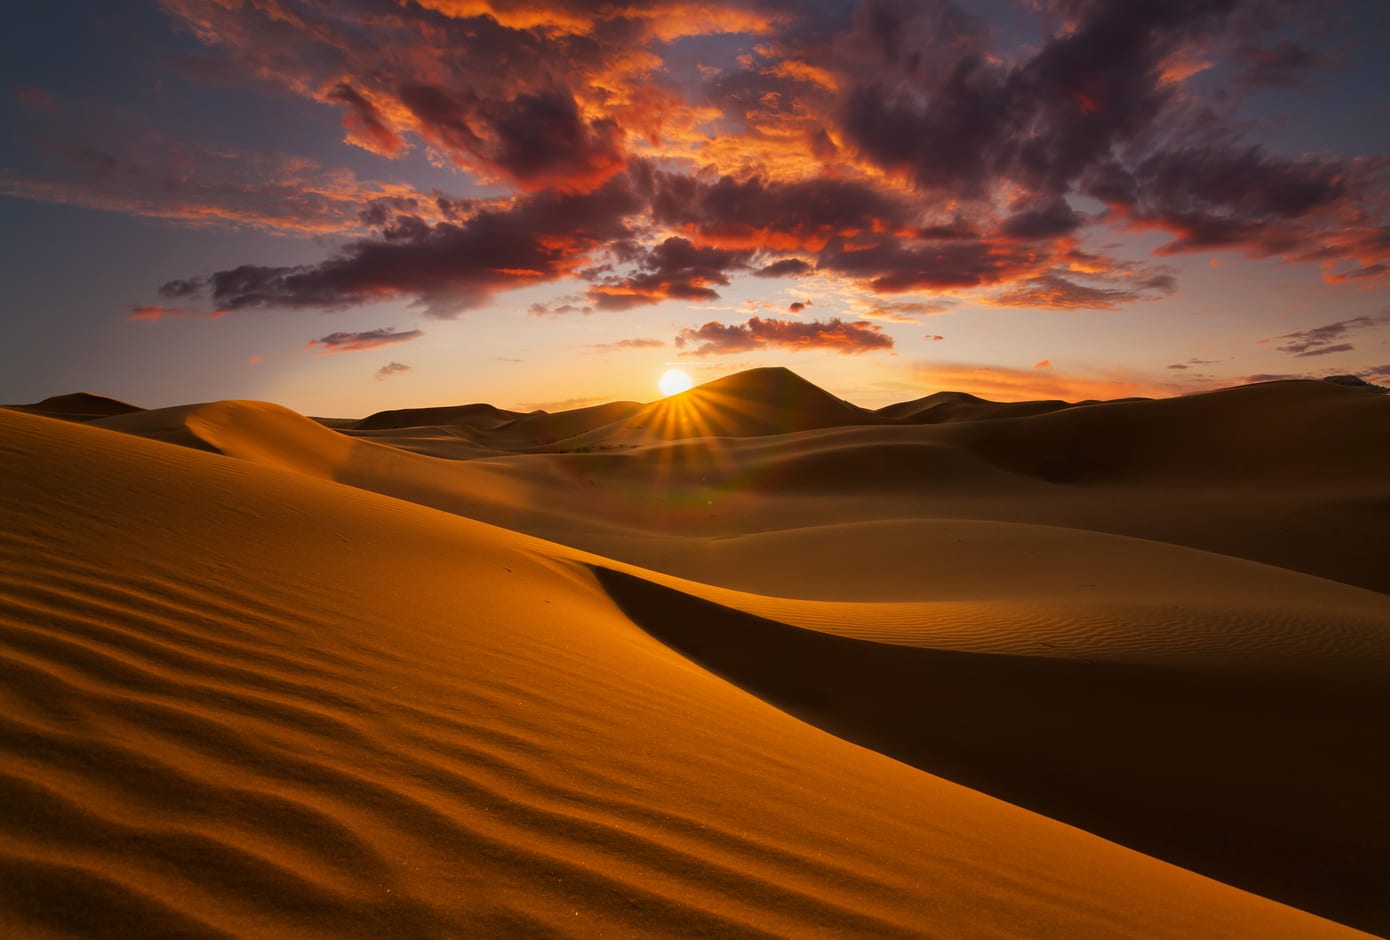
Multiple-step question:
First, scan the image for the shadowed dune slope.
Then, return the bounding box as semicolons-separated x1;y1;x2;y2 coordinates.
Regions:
502;400;645;447
592;563;1390;934
3;408;1369;938
944;379;1390;487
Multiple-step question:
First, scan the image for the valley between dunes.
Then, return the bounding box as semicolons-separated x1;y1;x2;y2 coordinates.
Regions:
3;368;1388;938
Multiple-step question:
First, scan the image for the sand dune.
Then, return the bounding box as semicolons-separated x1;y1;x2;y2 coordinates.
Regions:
3;370;1388;936
8;392;144;422
81;376;1390;594
875;389;1083;423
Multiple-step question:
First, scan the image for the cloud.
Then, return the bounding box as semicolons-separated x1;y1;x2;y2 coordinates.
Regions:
0;129;442;237
675;316;893;356
587;235;751;310
172;175;641;316
63;0;1380;321
1000;200;1084;240
12;86;61;113
327;83;407;157
1275;313;1390;358
585;337;665;352
401;84;626;193
1241;373;1303;382
754;258;814;278
375;361;412;380
642;168;913;254
1167;357;1220;371
860;300;956;323
989;273;1175;310
306;328;423;355
835;0;1387;282
1235;38;1339;88
1242;364;1390;386
788;301;807;313
913;361;1195;402
128;304;202;321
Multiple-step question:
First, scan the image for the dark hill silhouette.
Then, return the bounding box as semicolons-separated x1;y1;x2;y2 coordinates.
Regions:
6;392;144;422
877;391;1079;424
355;402;528;431
589;367;882;445
502;401;644;445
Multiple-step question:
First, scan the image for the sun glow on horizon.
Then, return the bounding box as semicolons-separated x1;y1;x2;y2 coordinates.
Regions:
658;368;694;397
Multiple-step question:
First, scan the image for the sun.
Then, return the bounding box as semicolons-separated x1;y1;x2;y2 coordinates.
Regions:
658;368;694;397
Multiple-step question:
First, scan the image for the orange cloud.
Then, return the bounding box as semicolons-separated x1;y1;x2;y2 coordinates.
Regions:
412;1;782;40
325;83;408;157
913;362;1202;402
129;305;193;321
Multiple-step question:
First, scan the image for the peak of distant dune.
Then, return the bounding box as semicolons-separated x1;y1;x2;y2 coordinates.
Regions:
356;402;529;431
601;367;880;442
6;391;144;421
877;391;1078;424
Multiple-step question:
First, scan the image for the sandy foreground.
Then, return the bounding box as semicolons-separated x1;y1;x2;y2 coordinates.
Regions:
2;369;1388;938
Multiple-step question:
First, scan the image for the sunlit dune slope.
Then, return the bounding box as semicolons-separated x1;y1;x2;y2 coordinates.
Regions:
4;408;1368;938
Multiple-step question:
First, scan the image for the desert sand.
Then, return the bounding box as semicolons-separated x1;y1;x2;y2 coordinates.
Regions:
2;369;1388;938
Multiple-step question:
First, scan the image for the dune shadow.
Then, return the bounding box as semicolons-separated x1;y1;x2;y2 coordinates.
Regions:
591;565;1390;935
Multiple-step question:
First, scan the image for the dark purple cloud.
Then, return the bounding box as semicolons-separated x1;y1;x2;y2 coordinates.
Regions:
167;175;641;316
307;328;423;355
401;84;626;193
675;316;893;356
587;236;752;310
754;258;815;278
1275;313;1390;357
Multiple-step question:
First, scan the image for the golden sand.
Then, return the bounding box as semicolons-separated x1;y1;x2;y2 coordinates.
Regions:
3;370;1387;937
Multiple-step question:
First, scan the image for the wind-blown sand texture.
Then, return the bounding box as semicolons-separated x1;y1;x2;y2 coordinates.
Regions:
3;368;1388;937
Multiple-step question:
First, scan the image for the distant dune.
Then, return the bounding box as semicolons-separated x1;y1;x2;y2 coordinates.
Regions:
7;391;144;422
3;370;1388;937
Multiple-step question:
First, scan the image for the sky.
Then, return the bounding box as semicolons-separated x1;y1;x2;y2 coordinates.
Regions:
2;0;1388;416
